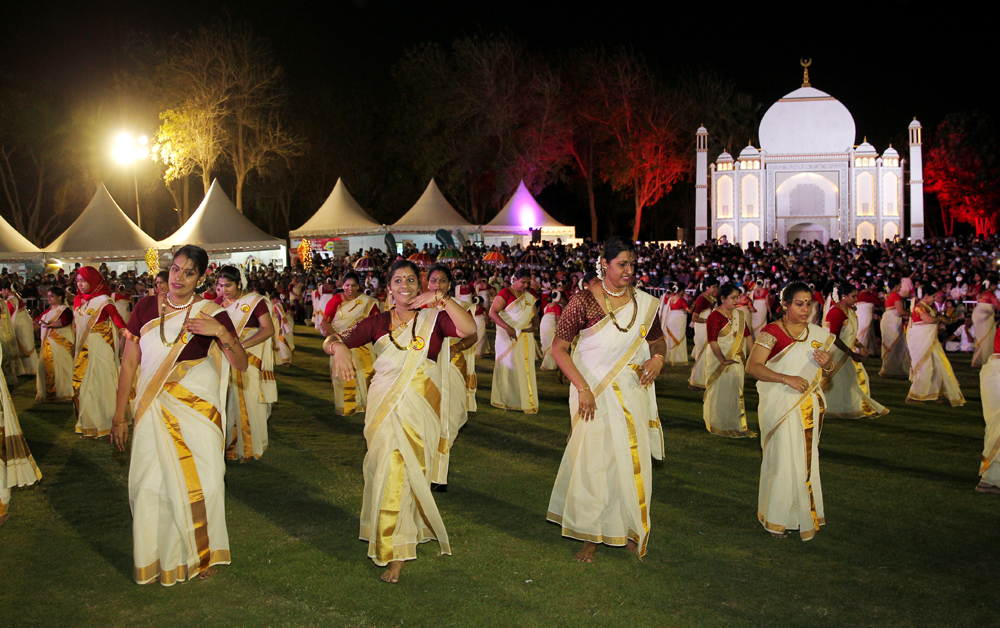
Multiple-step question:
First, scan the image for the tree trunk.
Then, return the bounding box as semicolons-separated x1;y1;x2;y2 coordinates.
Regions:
631;180;643;241
183;175;190;219
202;170;211;194
235;124;245;212
587;178;597;242
236;170;245;213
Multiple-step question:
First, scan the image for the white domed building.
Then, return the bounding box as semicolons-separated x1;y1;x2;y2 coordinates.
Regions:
693;64;924;246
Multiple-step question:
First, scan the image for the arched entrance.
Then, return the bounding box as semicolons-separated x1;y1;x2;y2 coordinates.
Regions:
786;222;829;243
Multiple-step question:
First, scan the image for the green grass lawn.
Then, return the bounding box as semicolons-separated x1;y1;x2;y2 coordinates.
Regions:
2;326;997;627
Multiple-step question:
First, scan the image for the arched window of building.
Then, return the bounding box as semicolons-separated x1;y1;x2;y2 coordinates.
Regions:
717;176;733;218
857;172;875;216
883;172;899;216
857;221;875;242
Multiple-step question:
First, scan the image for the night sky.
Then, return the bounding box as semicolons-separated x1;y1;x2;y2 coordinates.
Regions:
2;0;989;151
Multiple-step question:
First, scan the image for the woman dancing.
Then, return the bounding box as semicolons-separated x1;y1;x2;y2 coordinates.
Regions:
822;281;888;419
688;278;718;390
73;267;128;438
702;284;755;438
319;272;379;416
34;286;75;403
879;278;911;379
216;266;276;461
539;292;563;371
111;245;249;585
746;282;834;541
1;343;43;527
3;282;37;376
906;284;965;406
548;236;665;562
660;282;689;365
971;276;1000;368
490;268;540;414
325;259;476;583
977;324;1000;493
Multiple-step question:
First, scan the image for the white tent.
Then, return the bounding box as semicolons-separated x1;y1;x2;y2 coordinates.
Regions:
392;179;475;232
44;183;157;260
158;179;284;255
290;178;381;238
0;213;43;262
482;181;575;245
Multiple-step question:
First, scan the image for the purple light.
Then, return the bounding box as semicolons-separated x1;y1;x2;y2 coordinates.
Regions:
517;202;540;228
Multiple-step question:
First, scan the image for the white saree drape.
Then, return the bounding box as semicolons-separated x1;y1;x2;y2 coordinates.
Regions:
703;309;755;438
855;302;875;352
330;295;377;416
73;296;121;438
10;301;37;375
539;310;559;371
906;318;965;406
548;290;662;557
35;306;74;402
0;304;19;378
822;307;888;419
225;294;276;461
360;310;452;566
473;311;488;357
273;302;295;366
313;292;333;329
431;336;470;485
1;344;43;517
129;300;231;585
491;292;538;414
662;298;689;366
757;325;835;541
979;354;1000;486
689;318;709;389
751;296;768;338
971;303;996;368
879;307;910;378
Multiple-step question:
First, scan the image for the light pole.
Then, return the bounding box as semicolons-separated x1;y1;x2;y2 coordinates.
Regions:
113;133;149;229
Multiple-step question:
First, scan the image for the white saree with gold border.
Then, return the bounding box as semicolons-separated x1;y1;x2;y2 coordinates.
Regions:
73;295;121;438
10;300;37;375
906;313;965;406
547;289;662;557
756;324;834;541
822;306;888;419
431;335;470;485
539;309;559;371
273;302;295;366
129;300;231;585
662;297;689;366
0;302;19;378
1;344;43;518
979;354;1000;486
879;307;910;378
35;306;74;402
751;296;768;339
971;303;996;368
491;292;539;414
688;300;713;389
360;309;452;566
225;293;276;461
473;310;488;357
855;301;875;352
703;309;756;438
330;295;377;416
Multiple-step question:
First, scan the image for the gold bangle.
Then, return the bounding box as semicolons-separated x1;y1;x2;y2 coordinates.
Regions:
577;385;591;393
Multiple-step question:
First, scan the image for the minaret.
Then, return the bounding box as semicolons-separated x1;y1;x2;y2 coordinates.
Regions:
695;126;708;245
908;118;924;240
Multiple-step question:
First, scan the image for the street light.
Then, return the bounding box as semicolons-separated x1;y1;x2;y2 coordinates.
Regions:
113;133;149;229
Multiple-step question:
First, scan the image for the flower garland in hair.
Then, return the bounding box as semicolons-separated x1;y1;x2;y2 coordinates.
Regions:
832;286;840;302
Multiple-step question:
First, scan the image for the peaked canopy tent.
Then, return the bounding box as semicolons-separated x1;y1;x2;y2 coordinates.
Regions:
158;179;286;268
44;183;158;272
389;179;478;250
482;181;575;246
0;214;44;264
289;178;383;262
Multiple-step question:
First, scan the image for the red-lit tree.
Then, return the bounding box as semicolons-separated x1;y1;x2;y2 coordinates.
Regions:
924;112;1000;236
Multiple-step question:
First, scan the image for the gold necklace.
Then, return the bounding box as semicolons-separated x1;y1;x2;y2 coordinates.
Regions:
388;309;413;351
603;286;637;333
160;296;194;347
780;317;807;343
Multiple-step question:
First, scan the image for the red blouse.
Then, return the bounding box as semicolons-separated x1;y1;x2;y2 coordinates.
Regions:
857;291;883;307
668;296;689;310
543;303;562;316
995;326;1000;354
692;295;714;316
324;294;380;323
37;307;73;327
706;309;749;342
825;305;849;336
755;323;798;361
341;311;460;361
496;287;540;308
77;298;127;330
885;292;902;308
6;297;23;315
127;296;237;363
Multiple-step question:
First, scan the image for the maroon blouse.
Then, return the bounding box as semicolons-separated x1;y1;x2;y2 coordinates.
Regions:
128;296;237;362
341;310;459;360
556;289;663;343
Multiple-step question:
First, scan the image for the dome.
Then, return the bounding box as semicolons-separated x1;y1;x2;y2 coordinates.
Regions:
696;125;708;134
882;145;899;159
909;118;922;129
716;151;733;163
759;86;856;155
855;139;877;156
738;143;760;159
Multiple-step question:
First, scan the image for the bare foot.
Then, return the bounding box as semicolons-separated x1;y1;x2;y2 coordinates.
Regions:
626;539;640;556
381;561;403;583
905;398;923;405
198;566;218;580
0;513;9;527
574;541;597;563
976;482;1000;494
770;531;788;539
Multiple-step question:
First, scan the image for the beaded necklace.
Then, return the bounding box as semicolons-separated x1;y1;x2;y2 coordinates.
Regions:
779;317;807;343
388;308;413;351
603;286;638;333
160;295;195;347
